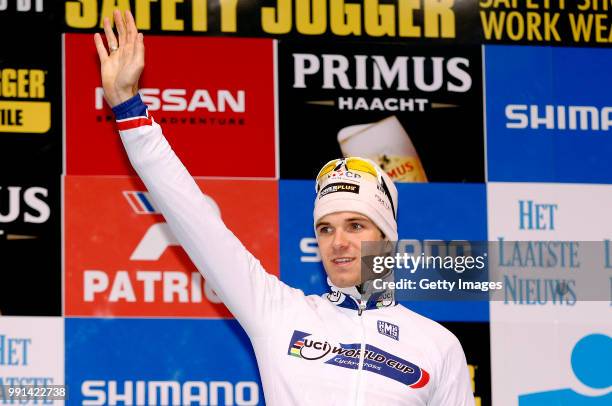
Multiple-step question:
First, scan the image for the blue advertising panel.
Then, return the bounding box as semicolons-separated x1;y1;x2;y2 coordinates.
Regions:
279;180;327;297
486;45;612;183
66;318;262;405
279;180;488;322
394;183;489;322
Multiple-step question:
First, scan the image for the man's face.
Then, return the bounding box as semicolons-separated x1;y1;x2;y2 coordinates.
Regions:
315;211;384;288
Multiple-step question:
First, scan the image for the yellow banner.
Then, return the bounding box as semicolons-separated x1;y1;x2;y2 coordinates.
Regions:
0;101;50;133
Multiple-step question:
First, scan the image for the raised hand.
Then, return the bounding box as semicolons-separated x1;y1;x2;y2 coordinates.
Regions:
94;9;145;107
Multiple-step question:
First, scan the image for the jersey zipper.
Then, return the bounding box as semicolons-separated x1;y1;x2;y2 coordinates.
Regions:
354;300;367;405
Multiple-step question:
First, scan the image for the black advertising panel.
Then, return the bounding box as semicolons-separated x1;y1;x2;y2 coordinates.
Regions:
0;0;62;175
62;1;610;48
63;0;482;44
278;41;484;182
480;0;612;47
0;177;61;316
442;322;491;406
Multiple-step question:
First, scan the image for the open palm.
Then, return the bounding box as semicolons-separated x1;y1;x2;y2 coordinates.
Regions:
94;9;145;107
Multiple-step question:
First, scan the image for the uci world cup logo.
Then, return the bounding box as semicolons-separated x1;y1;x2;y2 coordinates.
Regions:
288;331;339;361
286;330;430;389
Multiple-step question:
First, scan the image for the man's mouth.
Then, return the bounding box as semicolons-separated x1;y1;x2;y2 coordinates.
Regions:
332;257;355;266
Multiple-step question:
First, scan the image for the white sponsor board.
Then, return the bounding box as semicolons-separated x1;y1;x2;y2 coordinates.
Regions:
487;183;612;405
0;316;64;405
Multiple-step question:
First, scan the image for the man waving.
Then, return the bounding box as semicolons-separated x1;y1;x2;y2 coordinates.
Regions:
94;9;474;405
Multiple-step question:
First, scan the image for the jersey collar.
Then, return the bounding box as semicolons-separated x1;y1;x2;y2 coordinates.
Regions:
324;277;396;312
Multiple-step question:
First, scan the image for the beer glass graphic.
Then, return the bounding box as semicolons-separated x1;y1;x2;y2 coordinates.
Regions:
337;116;428;182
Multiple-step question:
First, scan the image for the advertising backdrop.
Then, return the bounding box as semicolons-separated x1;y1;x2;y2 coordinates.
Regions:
64;34;276;177
65;176;279;317
278;41;484;182
66;318;261;405
0;178;61;316
486;45;612;183
487;182;612;405
0;1;62;175
0;316;64;405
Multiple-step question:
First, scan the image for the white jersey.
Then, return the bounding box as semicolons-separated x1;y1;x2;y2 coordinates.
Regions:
113;95;475;405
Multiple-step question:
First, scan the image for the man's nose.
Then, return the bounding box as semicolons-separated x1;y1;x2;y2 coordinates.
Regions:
332;229;349;249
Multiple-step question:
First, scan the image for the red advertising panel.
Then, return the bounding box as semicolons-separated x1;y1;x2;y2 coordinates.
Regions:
65;176;279;317
64;34;276;177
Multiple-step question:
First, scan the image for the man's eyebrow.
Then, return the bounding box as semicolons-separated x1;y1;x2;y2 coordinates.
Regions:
315;221;330;228
345;216;369;222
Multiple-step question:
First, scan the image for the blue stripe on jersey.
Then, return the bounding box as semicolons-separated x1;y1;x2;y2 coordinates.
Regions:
112;93;148;120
